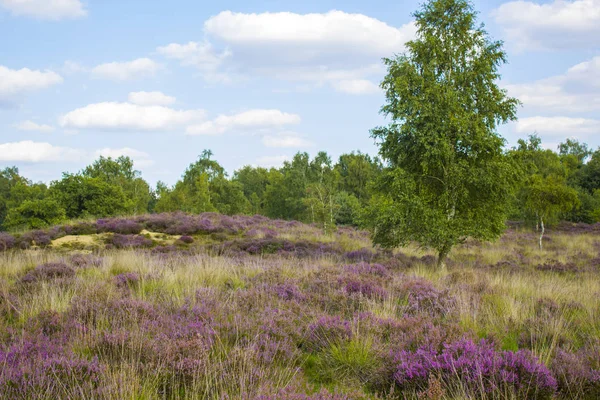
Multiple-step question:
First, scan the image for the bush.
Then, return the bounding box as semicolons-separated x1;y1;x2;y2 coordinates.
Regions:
0;233;15;251
109;234;153;249
392;338;556;399
20;263;76;284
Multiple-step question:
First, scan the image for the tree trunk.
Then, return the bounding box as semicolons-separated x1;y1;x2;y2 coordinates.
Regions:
538;218;544;251
437;246;451;271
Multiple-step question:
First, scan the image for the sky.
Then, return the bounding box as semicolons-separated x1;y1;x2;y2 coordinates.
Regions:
0;0;599;186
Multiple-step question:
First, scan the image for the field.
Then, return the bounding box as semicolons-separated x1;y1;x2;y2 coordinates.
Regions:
0;213;599;399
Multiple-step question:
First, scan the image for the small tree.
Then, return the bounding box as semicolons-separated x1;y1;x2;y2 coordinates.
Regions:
368;0;520;269
522;175;578;250
4;199;65;230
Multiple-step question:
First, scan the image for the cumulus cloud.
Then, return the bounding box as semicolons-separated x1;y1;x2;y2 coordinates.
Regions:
14;120;55;132
91;58;160;81
204;10;415;62
158;10;413;93
0;65;63;105
262;133;313;148
505;56;600;113
516;117;600;137
0;141;84;162
493;0;600;50
156;41;232;83
128;91;176;106
186;109;301;135
95;147;154;167
255;155;290;168
59;102;206;131
0;0;86;20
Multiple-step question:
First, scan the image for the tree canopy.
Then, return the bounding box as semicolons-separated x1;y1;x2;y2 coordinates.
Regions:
367;0;520;268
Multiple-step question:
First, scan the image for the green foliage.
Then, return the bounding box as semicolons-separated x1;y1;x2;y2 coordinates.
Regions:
335;152;381;203
522;175;579;227
50;174;128;219
154;150;249;215
368;0;519;267
334;192;362;226
510;135;580;231
4;198;65;230
82;156;152;214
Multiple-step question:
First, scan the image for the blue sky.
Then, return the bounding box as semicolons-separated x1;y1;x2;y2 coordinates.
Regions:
1;0;599;186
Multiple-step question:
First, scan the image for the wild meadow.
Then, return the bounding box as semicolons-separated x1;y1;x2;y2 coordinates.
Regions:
0;212;598;399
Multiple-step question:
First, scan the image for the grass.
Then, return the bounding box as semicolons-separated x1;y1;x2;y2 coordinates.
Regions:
0;214;598;398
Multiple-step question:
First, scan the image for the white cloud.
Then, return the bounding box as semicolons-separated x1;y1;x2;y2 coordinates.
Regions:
493;0;600;50
91;58;160;81
159;11;413;93
0;0;86;20
262;133;313;148
204;10;415;61
128;91;176;106
156;41;232;83
0;65;63;104
505;56;600;113
255;155;290;168
0;141;84;162
60;102;206;131
95;147;154;168
331;79;380;95
516;117;600;137
186;109;301;135
14;120;55;132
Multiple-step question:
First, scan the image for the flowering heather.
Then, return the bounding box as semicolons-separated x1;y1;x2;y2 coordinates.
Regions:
0;233;15;251
178;235;195;244
69;253;103;268
109;234;153;249
272;283;306;302
339;276;388;299
552;345;600;398
0;336;104;399
114;272;140;288
393;339;557;398
63;221;98;235
0;214;599;398
96;218;143;234
399;278;456;316
343;263;390;278
20;262;76;284
344;248;375;262
17;230;52;249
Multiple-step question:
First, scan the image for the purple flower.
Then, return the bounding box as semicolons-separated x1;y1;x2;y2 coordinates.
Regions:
20;263;76;284
0;233;16;251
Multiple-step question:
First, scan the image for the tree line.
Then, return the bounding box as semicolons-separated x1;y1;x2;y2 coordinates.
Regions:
0;135;596;234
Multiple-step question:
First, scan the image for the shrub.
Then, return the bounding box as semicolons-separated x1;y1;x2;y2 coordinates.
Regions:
392;338;556;399
96;218;143;234
178;235;195;244
399;279;456;316
344;248;375;262
114;272;140;289
109;234;153;249
0;233;15;251
551;346;600;399
69;254;103;268
21;263;76;284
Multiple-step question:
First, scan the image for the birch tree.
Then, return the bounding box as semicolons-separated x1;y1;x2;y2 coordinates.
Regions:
368;0;520;269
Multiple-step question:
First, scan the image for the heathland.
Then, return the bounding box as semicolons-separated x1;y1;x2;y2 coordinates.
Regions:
0;212;598;399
